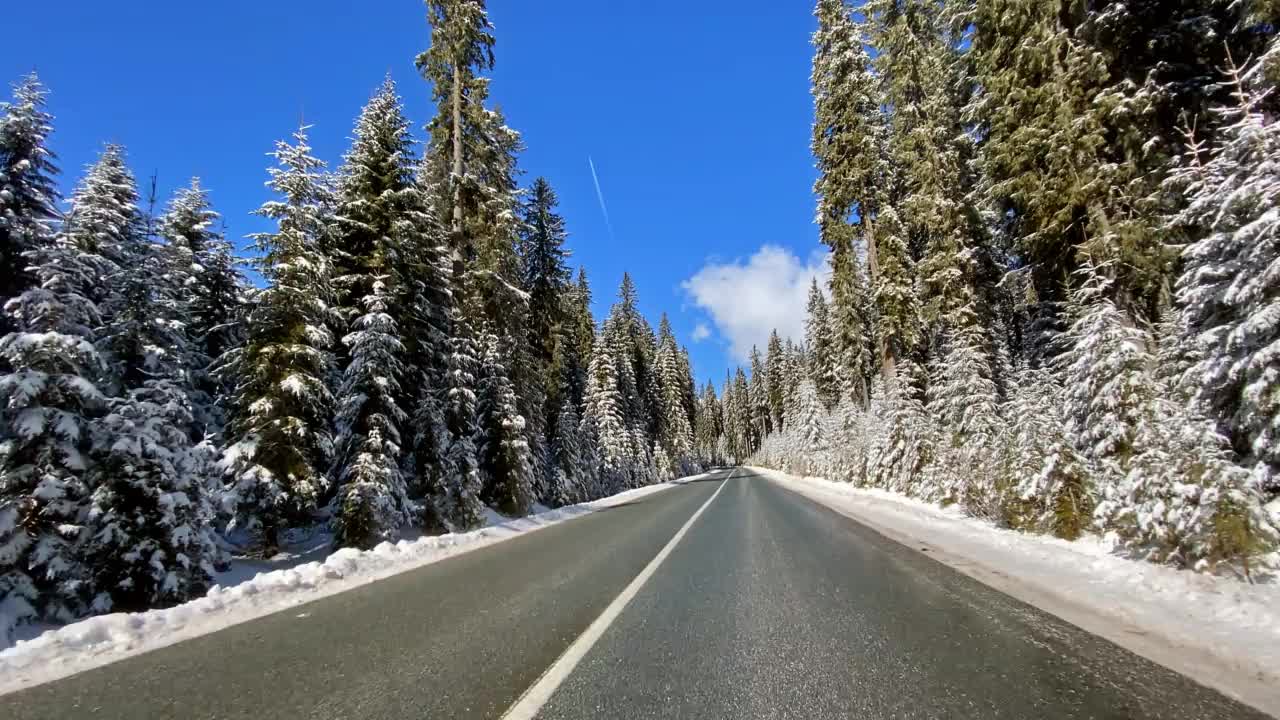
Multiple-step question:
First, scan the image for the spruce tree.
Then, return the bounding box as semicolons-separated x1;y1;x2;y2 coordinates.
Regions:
417;0;496;250
519;176;571;500
158;179;243;438
402;162;456;528
221;127;336;555
0;152;121;628
438;311;485;529
581;318;630;492
765;330;786;431
655;315;694;477
1059;265;1154;481
0;73;59;348
548;385;585;507
330;78;420;347
476;331;534;515
332;278;412;549
1002;368;1093;540
85;231;217;611
1171;49;1280;492
812;0;891;384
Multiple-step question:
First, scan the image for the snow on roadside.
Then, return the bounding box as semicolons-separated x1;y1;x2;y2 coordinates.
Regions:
755;466;1280;714
0;472;714;696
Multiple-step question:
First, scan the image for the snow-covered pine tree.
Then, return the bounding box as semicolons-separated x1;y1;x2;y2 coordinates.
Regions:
1001;368;1093;540
330;77;420;361
804;279;840;408
332;277;412;549
748;346;770;447
791;378;826;458
476;330;534;516
417;0;496;250
85;230;217;611
926;322;1004;518
731;367;753;462
157;179;241;439
0;152;122;630
1103;353;1277;574
694;381;723;466
1170;46;1280;493
220;127;337;556
581;319;630;493
0;73;60;349
764;330;786;431
438;310;485;529
1059;264;1154;482
519;177;571;500
811;0;890;386
547;383;585;507
655;315;694;478
868;360;934;496
866;0;972;352
402;162;455;531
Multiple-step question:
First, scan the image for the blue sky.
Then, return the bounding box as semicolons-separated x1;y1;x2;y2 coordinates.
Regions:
3;1;827;385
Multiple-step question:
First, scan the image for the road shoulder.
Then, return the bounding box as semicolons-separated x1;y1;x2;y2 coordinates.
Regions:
755;466;1280;719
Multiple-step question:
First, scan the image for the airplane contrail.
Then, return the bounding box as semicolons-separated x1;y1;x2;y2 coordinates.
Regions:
588;155;616;242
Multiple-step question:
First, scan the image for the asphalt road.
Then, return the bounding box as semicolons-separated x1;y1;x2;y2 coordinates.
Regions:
4;469;1269;720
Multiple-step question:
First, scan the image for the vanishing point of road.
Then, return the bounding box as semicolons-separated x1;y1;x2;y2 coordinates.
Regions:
4;468;1268;719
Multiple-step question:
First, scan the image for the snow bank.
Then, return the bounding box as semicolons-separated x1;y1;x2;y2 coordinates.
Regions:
756;467;1280;716
0;473;712;695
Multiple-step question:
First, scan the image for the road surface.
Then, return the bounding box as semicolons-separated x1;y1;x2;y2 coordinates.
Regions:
5;468;1268;719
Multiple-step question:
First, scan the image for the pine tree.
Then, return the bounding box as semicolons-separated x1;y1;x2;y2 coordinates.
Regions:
765;330;786;431
804;279;839;408
402;162;456;528
811;0;891;384
520;177;570;376
477;331;534;515
221;127;336;556
0;73;59;349
85;237;217;612
1059;265;1154;483
438;311;484;529
869;361;934;496
655;315;694;478
1101;371;1277;574
927;322;1004;517
1;153;119;628
332;278;411;549
1170;48;1280;492
694;381;723;465
417;0;496;251
548;386;585;507
581;320;629;492
519;177;571;500
157;179;241;438
1001;368;1093;540
330;78;421;347
748;346;770;446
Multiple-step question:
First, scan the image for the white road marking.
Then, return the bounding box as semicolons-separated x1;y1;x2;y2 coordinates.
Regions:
499;468;736;720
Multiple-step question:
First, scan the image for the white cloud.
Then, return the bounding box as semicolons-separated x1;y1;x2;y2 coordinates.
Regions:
691;323;712;342
682;244;830;363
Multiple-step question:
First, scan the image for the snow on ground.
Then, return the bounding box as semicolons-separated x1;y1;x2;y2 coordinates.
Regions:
0;472;714;696
756;467;1280;716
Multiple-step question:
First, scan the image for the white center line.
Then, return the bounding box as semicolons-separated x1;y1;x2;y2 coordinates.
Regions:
499;468;736;720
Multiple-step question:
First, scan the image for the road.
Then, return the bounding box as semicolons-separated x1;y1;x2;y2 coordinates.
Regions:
5;468;1269;719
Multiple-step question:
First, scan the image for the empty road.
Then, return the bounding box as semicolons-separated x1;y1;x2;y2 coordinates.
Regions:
5;468;1268;719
